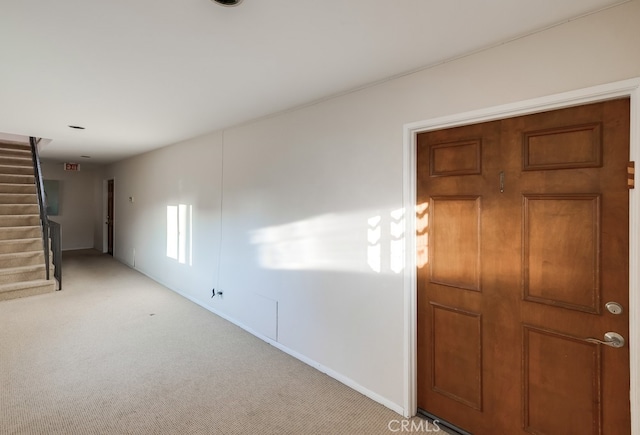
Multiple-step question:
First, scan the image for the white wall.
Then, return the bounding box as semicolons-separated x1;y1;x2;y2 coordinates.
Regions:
41;160;103;251
105;1;640;414
107;133;223;299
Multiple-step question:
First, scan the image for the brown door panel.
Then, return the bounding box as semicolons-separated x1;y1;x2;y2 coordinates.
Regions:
417;99;630;434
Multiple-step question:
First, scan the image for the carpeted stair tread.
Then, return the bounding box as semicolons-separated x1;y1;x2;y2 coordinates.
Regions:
0;183;37;194
0;149;31;158
0;238;43;254
0;156;33;167
0;215;40;227
0;226;42;241
0;145;30;151
0;250;45;268
0;237;42;244
0;165;35;176
0;262;46;284
0;250;43;259
0;182;35;185
0;174;35;184
0;279;52;291
0;204;39;215
0;225;41;231
0;264;48;286
0;141;31;151
0;279;56;301
0;193;38;204
0;263;46;273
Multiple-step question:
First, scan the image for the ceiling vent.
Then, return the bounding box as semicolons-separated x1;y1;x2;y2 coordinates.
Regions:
212;0;243;6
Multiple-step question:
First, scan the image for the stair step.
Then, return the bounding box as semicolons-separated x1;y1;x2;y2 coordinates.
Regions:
0;215;41;227
0;264;46;284
0;238;43;254
0;193;38;204
0;279;56;301
0;165;34;176
0;142;55;301
0;173;35;184
0;156;33;167
0;226;41;240
0;141;31;152
0;147;31;158
0;204;39;215
0;250;44;268
0;183;36;194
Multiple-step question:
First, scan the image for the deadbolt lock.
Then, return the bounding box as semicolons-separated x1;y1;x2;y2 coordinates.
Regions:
605;301;623;315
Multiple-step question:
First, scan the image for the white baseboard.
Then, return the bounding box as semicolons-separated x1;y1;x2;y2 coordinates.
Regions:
61;246;96;252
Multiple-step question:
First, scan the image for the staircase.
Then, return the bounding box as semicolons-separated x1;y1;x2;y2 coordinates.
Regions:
0;141;57;301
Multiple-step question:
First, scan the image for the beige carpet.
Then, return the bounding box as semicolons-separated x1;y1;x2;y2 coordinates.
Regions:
0;250;445;435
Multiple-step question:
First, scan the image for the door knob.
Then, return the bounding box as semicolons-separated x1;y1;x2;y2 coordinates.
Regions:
585;332;625;348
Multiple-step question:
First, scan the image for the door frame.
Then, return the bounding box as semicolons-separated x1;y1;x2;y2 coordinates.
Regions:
102;178;115;254
402;77;640;433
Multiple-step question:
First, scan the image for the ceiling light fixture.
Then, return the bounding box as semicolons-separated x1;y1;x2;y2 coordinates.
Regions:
68;125;85;130
212;0;243;6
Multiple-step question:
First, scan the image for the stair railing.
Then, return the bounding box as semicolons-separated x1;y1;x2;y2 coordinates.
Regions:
49;220;61;289
29;136;51;281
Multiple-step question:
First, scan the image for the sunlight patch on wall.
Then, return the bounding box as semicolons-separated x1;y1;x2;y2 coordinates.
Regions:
390;207;405;274
416;202;429;269
167;206;178;260
367;215;382;273
166;204;193;266
251;208;406;275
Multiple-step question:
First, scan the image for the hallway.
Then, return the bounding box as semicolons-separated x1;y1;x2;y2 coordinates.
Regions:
0;251;437;434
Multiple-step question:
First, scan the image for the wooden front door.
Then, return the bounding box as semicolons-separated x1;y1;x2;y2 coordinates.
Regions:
416;99;630;434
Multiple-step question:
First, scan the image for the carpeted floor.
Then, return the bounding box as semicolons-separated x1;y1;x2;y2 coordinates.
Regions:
0;250;444;435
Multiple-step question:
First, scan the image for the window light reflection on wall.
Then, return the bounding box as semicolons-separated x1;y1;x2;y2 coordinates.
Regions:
251;208;406;275
416;202;429;269
166;204;193;265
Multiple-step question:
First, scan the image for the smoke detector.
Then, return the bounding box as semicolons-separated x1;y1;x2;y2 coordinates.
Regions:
212;0;243;6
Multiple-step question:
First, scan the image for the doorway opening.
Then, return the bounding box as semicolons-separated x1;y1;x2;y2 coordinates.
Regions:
104;179;114;256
